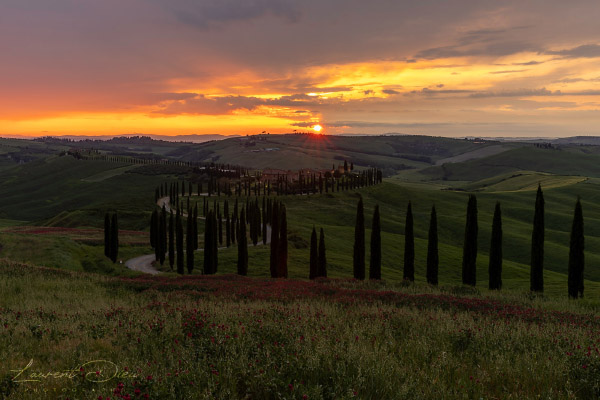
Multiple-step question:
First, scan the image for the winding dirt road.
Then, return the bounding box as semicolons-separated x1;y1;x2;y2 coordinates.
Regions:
125;254;161;275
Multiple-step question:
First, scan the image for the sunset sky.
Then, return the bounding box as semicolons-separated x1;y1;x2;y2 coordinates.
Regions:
2;0;600;138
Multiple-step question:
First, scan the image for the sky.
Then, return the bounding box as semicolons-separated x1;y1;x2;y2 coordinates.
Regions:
1;0;600;138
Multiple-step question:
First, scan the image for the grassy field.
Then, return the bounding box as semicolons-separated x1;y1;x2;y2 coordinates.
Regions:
171;134;502;173
150;178;600;302
2;135;600;398
418;146;600;182
1;260;600;399
0;155;176;225
2;154;600;300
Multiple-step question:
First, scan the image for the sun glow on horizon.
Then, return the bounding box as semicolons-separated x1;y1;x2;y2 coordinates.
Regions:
313;124;323;133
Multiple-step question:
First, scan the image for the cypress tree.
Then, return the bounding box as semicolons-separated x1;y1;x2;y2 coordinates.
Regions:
462;195;478;286
254;202;261;245
169;210;174;270
218;212;223;246
231;214;236;245
226;213;231;247
262;207;267;245
318;228;327;278
530;185;544;292
426;206;438;285
309;226;318;279
193;204;198;250
150;209;157;249
237;209;248;276
369;204;381;280
278;204;288;278
104;213;110;258
489;202;503;290
110;213;118;263
158;207;166;265
212;208;219;272
203;210;213;274
176;210;184;274
270;201;280;278
186;212;194;273
568;198;584;299
403;202;414;281
353;197;365;280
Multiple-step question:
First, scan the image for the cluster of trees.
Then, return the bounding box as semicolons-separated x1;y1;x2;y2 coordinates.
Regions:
148;195;278;275
103;213;119;263
309;227;327;279
153;167;384;207
350;185;586;299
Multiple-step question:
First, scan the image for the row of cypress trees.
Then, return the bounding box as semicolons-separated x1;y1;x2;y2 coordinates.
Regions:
149;195;275;275
351;185;586;298
154;166;384;205
103;212;119;263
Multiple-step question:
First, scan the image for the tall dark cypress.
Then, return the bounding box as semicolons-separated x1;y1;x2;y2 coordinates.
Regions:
278;204;288;278
462;195;478;286
150;210;157;249
262;207;267;245
203;210;213;274
104;213;110;258
193;204;199;250
370;204;381;280
309;226;318;279
186;211;194;273
168;211;174;270
318;228;327;278
110;213;118;263
176;210;184;274
237;209;248;276
489;202;503;290
270;201;280;278
204;210;212;273
212;209;219;273
426;206;438;285
353;197;365;280
218;211;223;246
403;202;414;281
231;211;236;245
568;198;584;299
158;207;166;265
226;213;231;247
530;185;544;292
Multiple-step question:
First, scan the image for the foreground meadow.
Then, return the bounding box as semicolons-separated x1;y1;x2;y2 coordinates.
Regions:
1;260;600;399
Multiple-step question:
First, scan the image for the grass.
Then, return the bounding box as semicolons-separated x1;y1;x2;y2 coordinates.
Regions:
175;134;499;172
0;155;177;225
1;260;600;399
0;228;147;275
419;146;600;182
4;135;600;398
166;178;600;302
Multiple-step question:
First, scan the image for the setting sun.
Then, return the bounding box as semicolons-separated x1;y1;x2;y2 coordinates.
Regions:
313;124;323;133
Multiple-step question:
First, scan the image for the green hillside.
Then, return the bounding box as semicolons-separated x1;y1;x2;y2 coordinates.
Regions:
164;179;600;300
419;146;600;182
0;155;168;224
173;134;502;172
1;135;600;302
